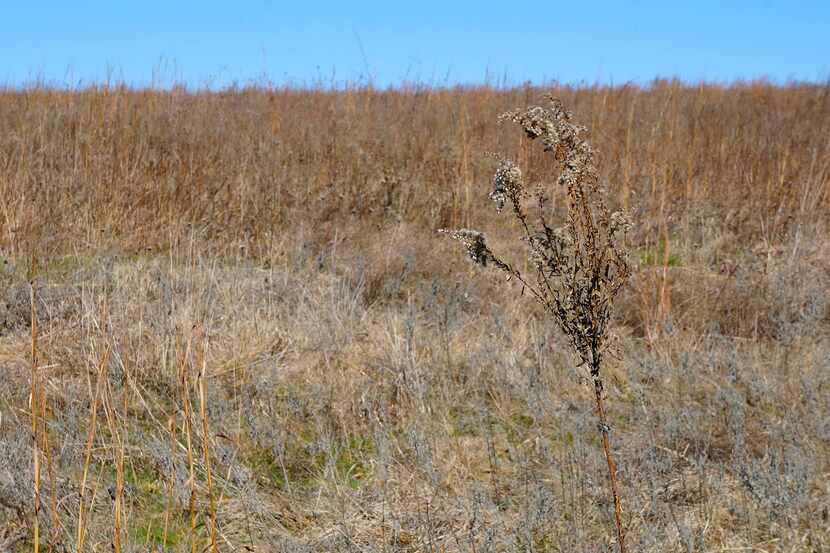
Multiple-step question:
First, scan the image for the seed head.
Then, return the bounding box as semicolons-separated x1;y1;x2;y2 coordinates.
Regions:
438;228;491;266
490;159;524;213
610;211;633;234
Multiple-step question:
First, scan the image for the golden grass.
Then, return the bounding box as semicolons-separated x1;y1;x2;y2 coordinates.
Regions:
0;81;828;552
1;80;827;258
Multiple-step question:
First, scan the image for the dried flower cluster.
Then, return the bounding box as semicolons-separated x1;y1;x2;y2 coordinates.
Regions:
443;95;631;373
488;159;524;213
437;229;492;266
441;95;632;553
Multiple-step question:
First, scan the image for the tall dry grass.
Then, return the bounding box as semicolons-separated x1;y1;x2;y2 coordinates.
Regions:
0;80;828;552
1;81;828;259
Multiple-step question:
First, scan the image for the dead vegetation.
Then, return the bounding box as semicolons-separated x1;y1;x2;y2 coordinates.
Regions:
0;80;828;552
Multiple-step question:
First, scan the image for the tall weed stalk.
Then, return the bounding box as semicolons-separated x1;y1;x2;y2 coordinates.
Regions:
442;95;632;552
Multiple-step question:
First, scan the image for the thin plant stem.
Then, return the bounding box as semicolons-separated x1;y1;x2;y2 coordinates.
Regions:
76;346;110;553
30;283;41;553
591;357;626;553
197;332;219;553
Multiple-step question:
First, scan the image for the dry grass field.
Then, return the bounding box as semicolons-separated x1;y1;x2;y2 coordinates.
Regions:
0;80;829;552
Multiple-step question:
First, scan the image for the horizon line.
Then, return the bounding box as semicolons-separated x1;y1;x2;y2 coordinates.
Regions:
2;73;829;94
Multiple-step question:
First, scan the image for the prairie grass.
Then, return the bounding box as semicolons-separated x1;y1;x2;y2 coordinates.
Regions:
0;80;828;552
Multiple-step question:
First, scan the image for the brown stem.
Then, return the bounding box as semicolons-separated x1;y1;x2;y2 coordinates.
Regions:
591;368;626;553
30;283;40;553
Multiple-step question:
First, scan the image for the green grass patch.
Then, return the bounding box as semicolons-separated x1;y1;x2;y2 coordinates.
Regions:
131;517;185;549
331;436;374;489
447;404;479;438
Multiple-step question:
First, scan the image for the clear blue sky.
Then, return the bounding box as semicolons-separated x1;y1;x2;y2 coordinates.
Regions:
3;1;828;89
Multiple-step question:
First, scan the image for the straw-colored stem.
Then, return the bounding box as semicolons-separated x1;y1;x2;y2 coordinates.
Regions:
198;336;218;553
76;347;109;553
102;378;125;553
179;336;199;553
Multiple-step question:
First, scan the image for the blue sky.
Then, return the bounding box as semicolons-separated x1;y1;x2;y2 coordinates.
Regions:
2;1;828;88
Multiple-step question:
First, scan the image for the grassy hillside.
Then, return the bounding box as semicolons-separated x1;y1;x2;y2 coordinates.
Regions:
0;81;828;552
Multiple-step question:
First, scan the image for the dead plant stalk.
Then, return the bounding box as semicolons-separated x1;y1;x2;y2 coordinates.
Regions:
441;95;632;553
